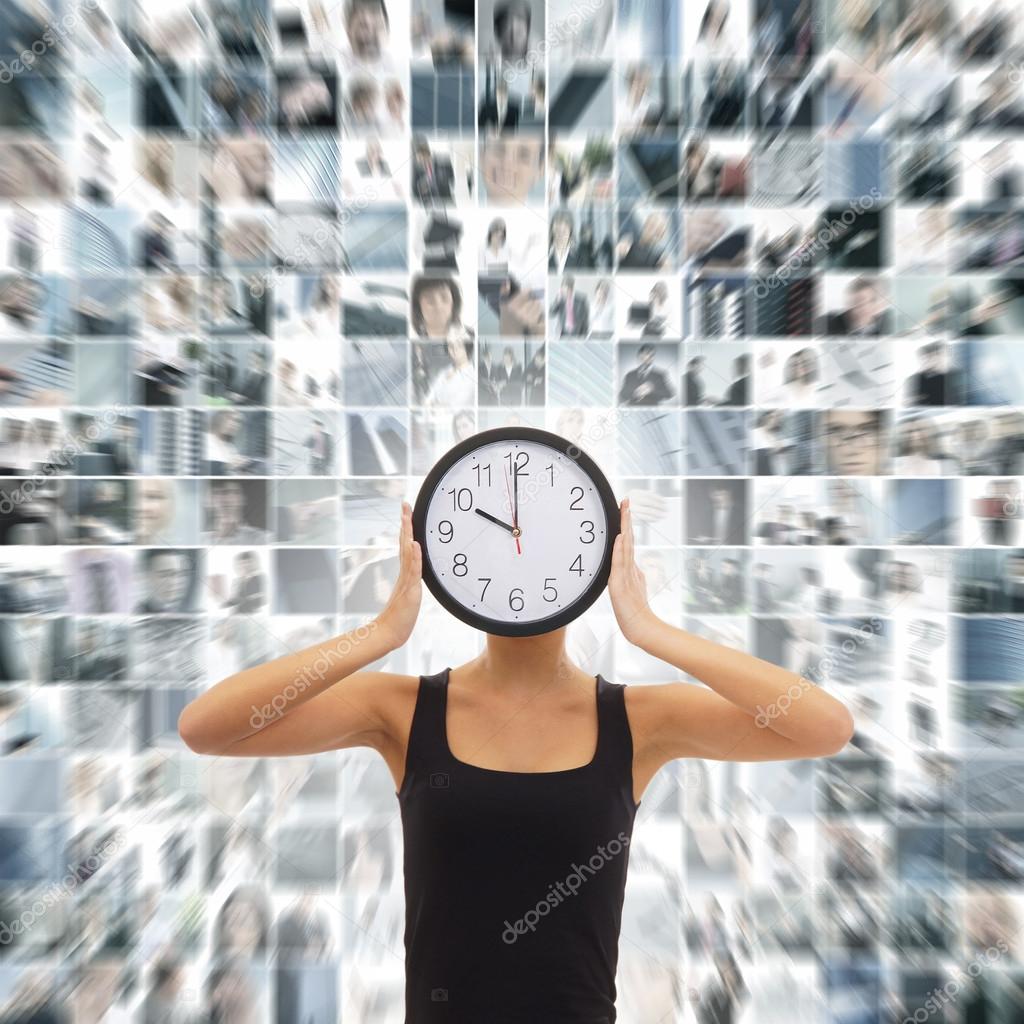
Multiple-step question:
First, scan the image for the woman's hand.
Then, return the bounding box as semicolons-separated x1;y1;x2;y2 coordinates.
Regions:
376;501;423;650
608;497;659;648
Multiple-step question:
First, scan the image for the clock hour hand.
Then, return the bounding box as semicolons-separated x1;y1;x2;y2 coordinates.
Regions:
474;508;518;534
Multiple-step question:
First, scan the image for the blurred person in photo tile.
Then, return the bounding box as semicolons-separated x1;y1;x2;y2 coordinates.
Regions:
589;279;614;338
413;137;456;202
975;479;1022;545
824;410;888;475
140;958;195;1024
480;217;510;272
204;481;267;546
549;275;589;338
480;134;544;204
619;343;676;406
422;337;476;408
496;276;544;336
411;275;474;343
202;959;260;1024
905;341;957;407
492;0;533;63
821;277;891;336
340;0;403;75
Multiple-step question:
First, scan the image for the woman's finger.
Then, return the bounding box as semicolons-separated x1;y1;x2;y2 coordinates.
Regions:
399;503;412;577
618;495;626;561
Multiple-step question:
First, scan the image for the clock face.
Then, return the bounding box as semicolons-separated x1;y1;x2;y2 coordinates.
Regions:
413;427;619;636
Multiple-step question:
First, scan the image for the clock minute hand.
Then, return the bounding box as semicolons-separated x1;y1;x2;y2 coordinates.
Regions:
474;508;518;534
502;465;522;555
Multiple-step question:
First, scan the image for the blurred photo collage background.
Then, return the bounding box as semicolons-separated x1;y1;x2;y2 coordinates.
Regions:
2;0;1024;1019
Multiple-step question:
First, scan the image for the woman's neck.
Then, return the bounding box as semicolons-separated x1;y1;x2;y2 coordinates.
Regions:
464;628;579;695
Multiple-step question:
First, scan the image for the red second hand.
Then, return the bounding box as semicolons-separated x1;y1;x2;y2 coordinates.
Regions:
503;466;521;555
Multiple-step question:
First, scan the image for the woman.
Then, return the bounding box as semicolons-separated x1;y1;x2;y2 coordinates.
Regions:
480;218;510;273
213;885;270;958
451;409;475;442
422;336;476;408
410;275;474;343
205;410;250;474
179;495;854;1023
783;346;820;402
275;358;307;405
303;275;341;340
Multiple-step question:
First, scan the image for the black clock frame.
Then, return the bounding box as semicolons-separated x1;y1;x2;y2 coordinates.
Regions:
412;426;621;637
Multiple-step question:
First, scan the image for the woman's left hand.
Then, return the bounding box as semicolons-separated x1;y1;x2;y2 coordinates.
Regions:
608;497;659;647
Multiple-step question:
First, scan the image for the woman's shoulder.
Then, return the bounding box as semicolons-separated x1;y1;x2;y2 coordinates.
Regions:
621;679;697;723
361;671;427;737
292;669;418;761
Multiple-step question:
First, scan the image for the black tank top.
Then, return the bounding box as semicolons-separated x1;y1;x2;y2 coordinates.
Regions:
396;666;641;1024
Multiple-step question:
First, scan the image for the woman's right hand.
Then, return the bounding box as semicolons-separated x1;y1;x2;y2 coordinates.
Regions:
376;501;423;650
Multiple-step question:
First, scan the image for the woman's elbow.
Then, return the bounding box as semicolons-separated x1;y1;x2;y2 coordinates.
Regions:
812;705;856;757
177;703;217;755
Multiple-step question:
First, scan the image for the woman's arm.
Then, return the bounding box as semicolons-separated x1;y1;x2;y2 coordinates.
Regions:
178;501;422;756
608;497;855;764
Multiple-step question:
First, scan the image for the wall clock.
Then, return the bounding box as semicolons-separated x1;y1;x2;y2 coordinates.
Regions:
412;427;620;636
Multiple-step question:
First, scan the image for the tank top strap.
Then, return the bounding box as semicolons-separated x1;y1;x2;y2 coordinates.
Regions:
593;673;635;781
405;668;452;773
